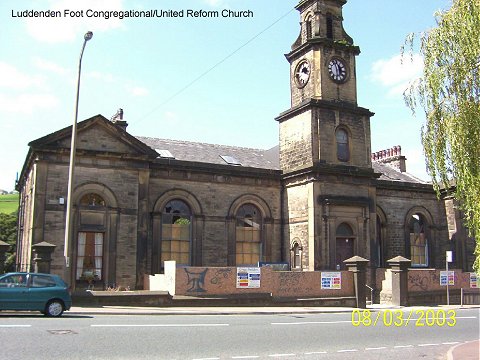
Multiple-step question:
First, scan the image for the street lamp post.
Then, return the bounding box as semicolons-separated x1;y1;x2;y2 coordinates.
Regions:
64;31;93;274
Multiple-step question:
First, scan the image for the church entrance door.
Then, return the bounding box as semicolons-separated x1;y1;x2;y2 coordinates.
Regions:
336;238;354;270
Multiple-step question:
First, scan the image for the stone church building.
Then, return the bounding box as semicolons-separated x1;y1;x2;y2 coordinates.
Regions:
16;0;475;290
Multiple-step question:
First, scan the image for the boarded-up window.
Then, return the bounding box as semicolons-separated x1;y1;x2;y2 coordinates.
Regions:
236;204;262;265
161;200;191;266
410;214;428;267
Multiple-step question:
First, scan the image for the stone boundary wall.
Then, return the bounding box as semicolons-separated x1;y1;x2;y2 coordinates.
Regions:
373;267;475;293
148;262;355;298
407;268;473;292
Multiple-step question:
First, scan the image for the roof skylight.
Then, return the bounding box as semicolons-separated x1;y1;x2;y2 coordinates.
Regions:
220;155;241;166
156;149;175;159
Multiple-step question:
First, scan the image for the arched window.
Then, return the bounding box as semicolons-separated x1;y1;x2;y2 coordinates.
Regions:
236;204;262;265
77;232;103;282
77;193;106;282
80;193;105;207
326;14;333;39
291;241;302;270
161;200;192;266
336;128;350;162
376;214;384;267
409;213;429;267
305;16;313;39
336;222;355;270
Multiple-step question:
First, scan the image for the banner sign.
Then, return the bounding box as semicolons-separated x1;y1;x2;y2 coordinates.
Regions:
470;273;478;288
440;271;455;286
321;272;341;289
236;267;261;288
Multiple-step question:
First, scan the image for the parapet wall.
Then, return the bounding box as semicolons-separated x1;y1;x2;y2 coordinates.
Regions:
147;263;478;306
148;262;355;298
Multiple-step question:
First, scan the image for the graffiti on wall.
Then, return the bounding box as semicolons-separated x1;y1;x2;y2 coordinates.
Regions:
408;270;469;291
409;272;437;291
184;268;208;293
210;268;232;286
277;272;313;296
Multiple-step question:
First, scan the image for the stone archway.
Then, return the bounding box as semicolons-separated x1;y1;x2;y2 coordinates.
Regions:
69;183;119;289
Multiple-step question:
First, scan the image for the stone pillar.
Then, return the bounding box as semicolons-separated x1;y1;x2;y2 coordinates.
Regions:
344;256;369;308
32;242;56;274
387;256;411;306
0;240;11;274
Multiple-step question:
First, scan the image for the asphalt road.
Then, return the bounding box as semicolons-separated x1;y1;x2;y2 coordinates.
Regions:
0;308;478;359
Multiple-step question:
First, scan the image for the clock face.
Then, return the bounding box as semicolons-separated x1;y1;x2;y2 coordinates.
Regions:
328;58;347;82
295;60;310;87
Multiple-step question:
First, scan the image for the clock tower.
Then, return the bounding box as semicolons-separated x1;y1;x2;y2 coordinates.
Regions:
277;0;377;271
289;0;359;107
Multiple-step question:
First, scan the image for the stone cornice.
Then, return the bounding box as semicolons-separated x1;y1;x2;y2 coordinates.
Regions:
275;98;374;123
281;162;380;182
152;158;282;180
287;37;360;62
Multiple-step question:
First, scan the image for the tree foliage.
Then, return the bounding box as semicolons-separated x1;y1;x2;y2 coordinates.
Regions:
0;212;17;273
403;0;480;274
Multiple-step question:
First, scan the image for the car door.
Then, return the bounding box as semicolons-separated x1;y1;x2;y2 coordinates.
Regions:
0;274;29;310
28;274;58;311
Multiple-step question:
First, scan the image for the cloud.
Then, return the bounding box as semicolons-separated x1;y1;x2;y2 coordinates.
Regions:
33;57;69;76
87;70;116;83
25;0;125;43
164;111;177;121
127;86;149;97
84;70;149;97
0;61;59;114
203;0;227;7
403;147;429;181
0;93;59;114
0;62;46;90
370;53;423;97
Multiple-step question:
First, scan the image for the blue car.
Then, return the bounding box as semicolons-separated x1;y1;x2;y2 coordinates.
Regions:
0;272;72;317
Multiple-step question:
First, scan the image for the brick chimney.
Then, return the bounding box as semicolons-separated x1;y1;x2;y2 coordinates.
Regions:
371;145;406;172
111;108;128;131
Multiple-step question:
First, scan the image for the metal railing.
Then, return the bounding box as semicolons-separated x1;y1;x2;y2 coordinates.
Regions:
366;284;374;305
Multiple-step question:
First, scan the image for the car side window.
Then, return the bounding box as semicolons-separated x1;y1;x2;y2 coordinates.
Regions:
0;274;27;288
31;275;57;288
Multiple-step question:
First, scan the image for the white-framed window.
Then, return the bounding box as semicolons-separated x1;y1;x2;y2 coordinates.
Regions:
76;232;104;281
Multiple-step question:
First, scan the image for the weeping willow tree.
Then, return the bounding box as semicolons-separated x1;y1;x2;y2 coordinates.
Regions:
403;0;480;274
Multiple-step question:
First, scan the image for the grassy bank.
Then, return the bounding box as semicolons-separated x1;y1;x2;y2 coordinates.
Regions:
0;194;19;214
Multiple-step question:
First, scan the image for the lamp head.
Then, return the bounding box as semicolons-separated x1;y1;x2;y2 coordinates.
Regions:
84;31;93;41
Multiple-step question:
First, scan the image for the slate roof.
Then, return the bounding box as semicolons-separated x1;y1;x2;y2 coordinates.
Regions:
372;161;427;184
136;136;427;184
136;136;280;170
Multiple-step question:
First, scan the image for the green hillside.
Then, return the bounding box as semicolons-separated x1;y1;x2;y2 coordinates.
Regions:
0;194;19;214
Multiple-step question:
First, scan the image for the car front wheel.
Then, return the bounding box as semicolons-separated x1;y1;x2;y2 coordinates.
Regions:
45;300;64;317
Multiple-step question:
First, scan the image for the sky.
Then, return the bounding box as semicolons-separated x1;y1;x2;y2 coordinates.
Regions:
0;0;452;192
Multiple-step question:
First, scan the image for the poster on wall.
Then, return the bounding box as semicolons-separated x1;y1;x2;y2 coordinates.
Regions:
321;272;341;289
440;271;455;286
236;267;261;288
470;273;478;288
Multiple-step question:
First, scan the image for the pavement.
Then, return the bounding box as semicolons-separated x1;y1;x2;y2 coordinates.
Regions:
446;340;480;360
66;304;480;360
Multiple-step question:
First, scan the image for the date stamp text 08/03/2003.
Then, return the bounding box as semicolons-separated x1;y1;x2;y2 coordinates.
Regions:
351;309;457;327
